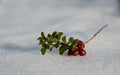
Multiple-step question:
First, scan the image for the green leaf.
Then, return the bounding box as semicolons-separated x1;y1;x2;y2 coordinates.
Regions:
56;32;63;40
37;37;41;44
50;47;53;51
69;37;74;42
56;42;60;48
37;37;41;40
46;44;50;49
62;36;66;43
59;46;67;55
73;39;78;44
52;31;57;37
41;32;45;38
40;37;45;45
41;47;47;55
52;38;58;43
53;43;59;48
67;42;72;46
48;40;53;44
41;43;46;48
71;45;77;50
47;34;52;38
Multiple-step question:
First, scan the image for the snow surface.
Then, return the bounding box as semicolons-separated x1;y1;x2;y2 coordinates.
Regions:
0;0;120;75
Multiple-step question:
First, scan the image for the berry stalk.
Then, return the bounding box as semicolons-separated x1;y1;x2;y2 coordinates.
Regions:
84;25;108;44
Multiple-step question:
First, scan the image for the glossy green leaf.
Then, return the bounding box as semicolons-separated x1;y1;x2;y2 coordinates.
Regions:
67;42;72;46
37;37;41;40
47;34;52;38
52;31;57;37
50;47;53;51
48;40;52;45
73;39;78;44
41;32;45;38
46;44;50;49
71;45;77;50
56;32;63;40
53;43;59;48
40;37;45;45
62;36;66;43
59;46;67;55
41;47;47;55
69;37;74;42
52;38;57;43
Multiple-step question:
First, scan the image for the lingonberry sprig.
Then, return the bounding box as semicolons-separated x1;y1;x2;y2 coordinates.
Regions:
37;31;79;55
37;25;108;56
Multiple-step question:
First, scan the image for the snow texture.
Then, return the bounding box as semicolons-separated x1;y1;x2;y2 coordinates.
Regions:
0;0;120;75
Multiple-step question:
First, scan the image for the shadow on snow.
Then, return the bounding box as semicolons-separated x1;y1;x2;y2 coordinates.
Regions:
0;43;40;53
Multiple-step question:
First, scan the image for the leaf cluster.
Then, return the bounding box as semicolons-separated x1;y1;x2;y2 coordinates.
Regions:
37;31;78;55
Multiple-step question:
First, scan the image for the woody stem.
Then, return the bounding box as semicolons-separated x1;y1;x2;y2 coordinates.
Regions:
84;25;108;45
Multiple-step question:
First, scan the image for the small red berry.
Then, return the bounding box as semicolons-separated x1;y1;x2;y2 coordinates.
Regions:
79;49;86;56
77;40;85;49
68;49;73;55
68;49;79;56
73;50;79;56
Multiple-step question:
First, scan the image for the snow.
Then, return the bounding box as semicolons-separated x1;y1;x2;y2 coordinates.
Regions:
0;0;120;75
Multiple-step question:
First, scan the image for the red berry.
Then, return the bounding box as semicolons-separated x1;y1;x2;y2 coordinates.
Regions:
73;50;79;56
79;49;86;56
68;49;73;55
77;40;85;49
68;49;79;56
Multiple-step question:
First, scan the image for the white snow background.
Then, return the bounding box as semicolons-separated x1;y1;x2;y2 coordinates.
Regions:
0;0;120;75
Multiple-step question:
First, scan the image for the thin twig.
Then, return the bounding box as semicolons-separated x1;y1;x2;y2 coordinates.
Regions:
84;25;108;44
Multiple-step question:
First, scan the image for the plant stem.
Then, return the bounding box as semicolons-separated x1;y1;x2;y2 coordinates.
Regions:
84;25;108;45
